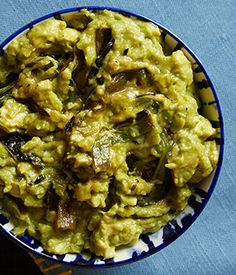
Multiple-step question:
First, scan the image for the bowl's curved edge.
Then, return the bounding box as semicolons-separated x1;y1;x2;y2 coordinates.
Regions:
0;6;224;268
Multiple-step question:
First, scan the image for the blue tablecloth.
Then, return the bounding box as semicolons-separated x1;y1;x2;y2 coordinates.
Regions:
0;0;235;274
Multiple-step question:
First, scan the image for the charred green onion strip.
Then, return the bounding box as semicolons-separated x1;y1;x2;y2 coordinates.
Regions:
0;86;13;106
115;118;135;141
85;28;114;95
0;72;18;105
28;175;45;186
136;94;160;113
95;28;114;68
126;154;157;181
0;72;18;89
115;109;155;142
64;116;75;132
72;50;88;94
2;133;44;170
18;98;50;117
154;168;172;200
47;186;59;211
137;169;172;206
108;68;152;94
135;129;173;204
63;12;93;30
0;83;15;95
153;129;172;182
136;109;154;135
107;72;128;94
65;28;114;132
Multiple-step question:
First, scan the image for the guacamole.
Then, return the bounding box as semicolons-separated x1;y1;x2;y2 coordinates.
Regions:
0;9;218;259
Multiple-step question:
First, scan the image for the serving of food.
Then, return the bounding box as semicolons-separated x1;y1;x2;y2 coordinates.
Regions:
0;8;223;265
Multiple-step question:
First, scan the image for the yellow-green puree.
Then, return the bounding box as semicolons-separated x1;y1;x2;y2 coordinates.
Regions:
0;10;218;259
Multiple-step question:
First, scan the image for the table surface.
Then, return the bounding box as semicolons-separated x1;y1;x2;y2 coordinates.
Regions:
0;0;235;274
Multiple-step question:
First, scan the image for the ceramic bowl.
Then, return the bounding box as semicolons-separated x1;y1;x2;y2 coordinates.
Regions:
0;6;224;268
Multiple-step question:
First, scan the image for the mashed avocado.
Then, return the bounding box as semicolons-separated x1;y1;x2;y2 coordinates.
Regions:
0;9;218;259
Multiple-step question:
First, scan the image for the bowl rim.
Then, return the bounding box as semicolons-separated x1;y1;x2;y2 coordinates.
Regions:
0;5;224;268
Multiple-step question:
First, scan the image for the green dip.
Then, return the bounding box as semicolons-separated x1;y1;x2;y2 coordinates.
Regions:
0;9;218;259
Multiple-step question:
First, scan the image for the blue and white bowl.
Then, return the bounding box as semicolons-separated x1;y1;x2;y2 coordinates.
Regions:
0;6;224;268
